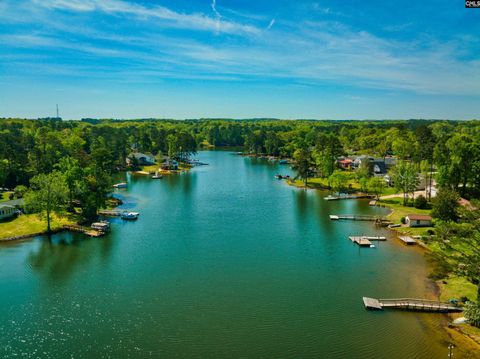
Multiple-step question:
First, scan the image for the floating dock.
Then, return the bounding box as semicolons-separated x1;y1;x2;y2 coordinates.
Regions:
349;236;386;247
363;297;463;312
398;236;417;245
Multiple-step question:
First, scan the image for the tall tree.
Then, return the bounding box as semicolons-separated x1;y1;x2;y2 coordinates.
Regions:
389;161;419;206
25;171;68;233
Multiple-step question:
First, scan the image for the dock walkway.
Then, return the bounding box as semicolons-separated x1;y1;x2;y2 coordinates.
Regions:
62;225;104;237
363;297;463;312
330;214;388;222
349;236;386;247
398;236;417;245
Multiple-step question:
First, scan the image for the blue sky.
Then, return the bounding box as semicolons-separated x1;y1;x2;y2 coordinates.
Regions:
0;0;479;120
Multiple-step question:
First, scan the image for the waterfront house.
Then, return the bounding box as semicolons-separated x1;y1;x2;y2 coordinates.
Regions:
338;158;353;169
161;159;179;170
405;214;432;227
127;152;155;166
0;204;16;220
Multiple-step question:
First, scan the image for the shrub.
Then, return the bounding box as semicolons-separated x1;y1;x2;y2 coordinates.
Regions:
465;301;480;328
414;195;428;209
400;216;406;224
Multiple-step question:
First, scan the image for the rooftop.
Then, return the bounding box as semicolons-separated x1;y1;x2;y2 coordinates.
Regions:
407;214;432;221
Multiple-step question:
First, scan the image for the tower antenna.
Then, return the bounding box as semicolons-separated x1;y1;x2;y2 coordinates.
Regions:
56;104;59;119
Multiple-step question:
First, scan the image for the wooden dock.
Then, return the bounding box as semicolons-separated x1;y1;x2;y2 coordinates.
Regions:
399;236;417;245
330;214;388;222
62;225;104;237
363;297;463;312
98;210;122;217
349;236;386;247
349;236;373;246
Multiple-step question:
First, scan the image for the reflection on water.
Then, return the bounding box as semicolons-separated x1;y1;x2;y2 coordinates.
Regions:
27;233;113;285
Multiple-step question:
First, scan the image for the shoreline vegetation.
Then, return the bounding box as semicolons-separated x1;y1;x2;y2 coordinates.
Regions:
1;118;480;353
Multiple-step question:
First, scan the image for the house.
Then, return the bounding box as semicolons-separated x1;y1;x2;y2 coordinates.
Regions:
405;214;432;227
338;158;353;169
127;152;155;166
161;159;179;171
0;204;16;220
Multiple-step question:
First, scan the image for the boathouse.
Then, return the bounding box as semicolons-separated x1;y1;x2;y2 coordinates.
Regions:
405;214;432;227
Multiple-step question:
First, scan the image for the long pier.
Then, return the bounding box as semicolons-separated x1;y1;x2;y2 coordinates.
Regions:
330;214;388;222
363;297;463;312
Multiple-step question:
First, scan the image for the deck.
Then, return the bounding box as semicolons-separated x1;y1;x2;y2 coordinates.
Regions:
349;236;386;247
363;297;463;312
398;236;417;245
62;225;104;237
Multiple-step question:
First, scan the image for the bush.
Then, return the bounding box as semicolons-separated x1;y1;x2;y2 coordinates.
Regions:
400;216;406;224
414;195;428;209
465;301;480;328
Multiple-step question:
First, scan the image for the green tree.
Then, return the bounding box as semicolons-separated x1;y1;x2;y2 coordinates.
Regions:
57;157;82;210
25;171;68;233
329;171;349;193
432;187;460;222
293;148;313;186
367;177;385;199
389;161;419;206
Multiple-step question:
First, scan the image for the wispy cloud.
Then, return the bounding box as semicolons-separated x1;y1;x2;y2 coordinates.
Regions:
267;18;276;30
31;0;260;35
1;0;479;97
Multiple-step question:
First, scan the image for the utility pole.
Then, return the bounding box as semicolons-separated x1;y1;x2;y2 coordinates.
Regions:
56;104;59;119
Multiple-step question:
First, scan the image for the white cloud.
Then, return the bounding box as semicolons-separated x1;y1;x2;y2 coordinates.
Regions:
30;0;260;35
267;18;275;30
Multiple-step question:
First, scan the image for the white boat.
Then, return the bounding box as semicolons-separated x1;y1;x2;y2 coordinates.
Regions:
121;211;139;220
152;172;163;179
113;182;127;188
329;215;339;220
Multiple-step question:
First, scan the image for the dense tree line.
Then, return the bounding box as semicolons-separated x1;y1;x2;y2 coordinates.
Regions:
1;118;479;194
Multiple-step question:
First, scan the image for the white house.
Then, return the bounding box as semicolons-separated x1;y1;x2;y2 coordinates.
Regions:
0;204;16;220
405;214;432;227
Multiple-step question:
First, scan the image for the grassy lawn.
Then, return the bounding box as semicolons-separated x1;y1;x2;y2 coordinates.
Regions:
141;164;159;173
289;176;400;196
379;197;432;231
438;276;478;302
0;213;76;240
0;192;13;202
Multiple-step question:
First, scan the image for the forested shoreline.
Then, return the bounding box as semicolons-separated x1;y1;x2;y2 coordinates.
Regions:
1;118;479;196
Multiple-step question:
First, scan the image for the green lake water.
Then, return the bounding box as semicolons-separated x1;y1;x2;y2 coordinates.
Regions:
0;151;454;358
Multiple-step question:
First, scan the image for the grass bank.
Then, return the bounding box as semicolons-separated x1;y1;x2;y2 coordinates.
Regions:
0;213;77;241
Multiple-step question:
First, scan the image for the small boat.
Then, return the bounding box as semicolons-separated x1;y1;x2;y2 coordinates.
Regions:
121;211;139;220
91;221;110;232
329;215;339;220
275;174;283;179
113;182;127;188
152;172;163;179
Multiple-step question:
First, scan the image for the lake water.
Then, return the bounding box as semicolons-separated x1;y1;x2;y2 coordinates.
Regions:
0;151;455;358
